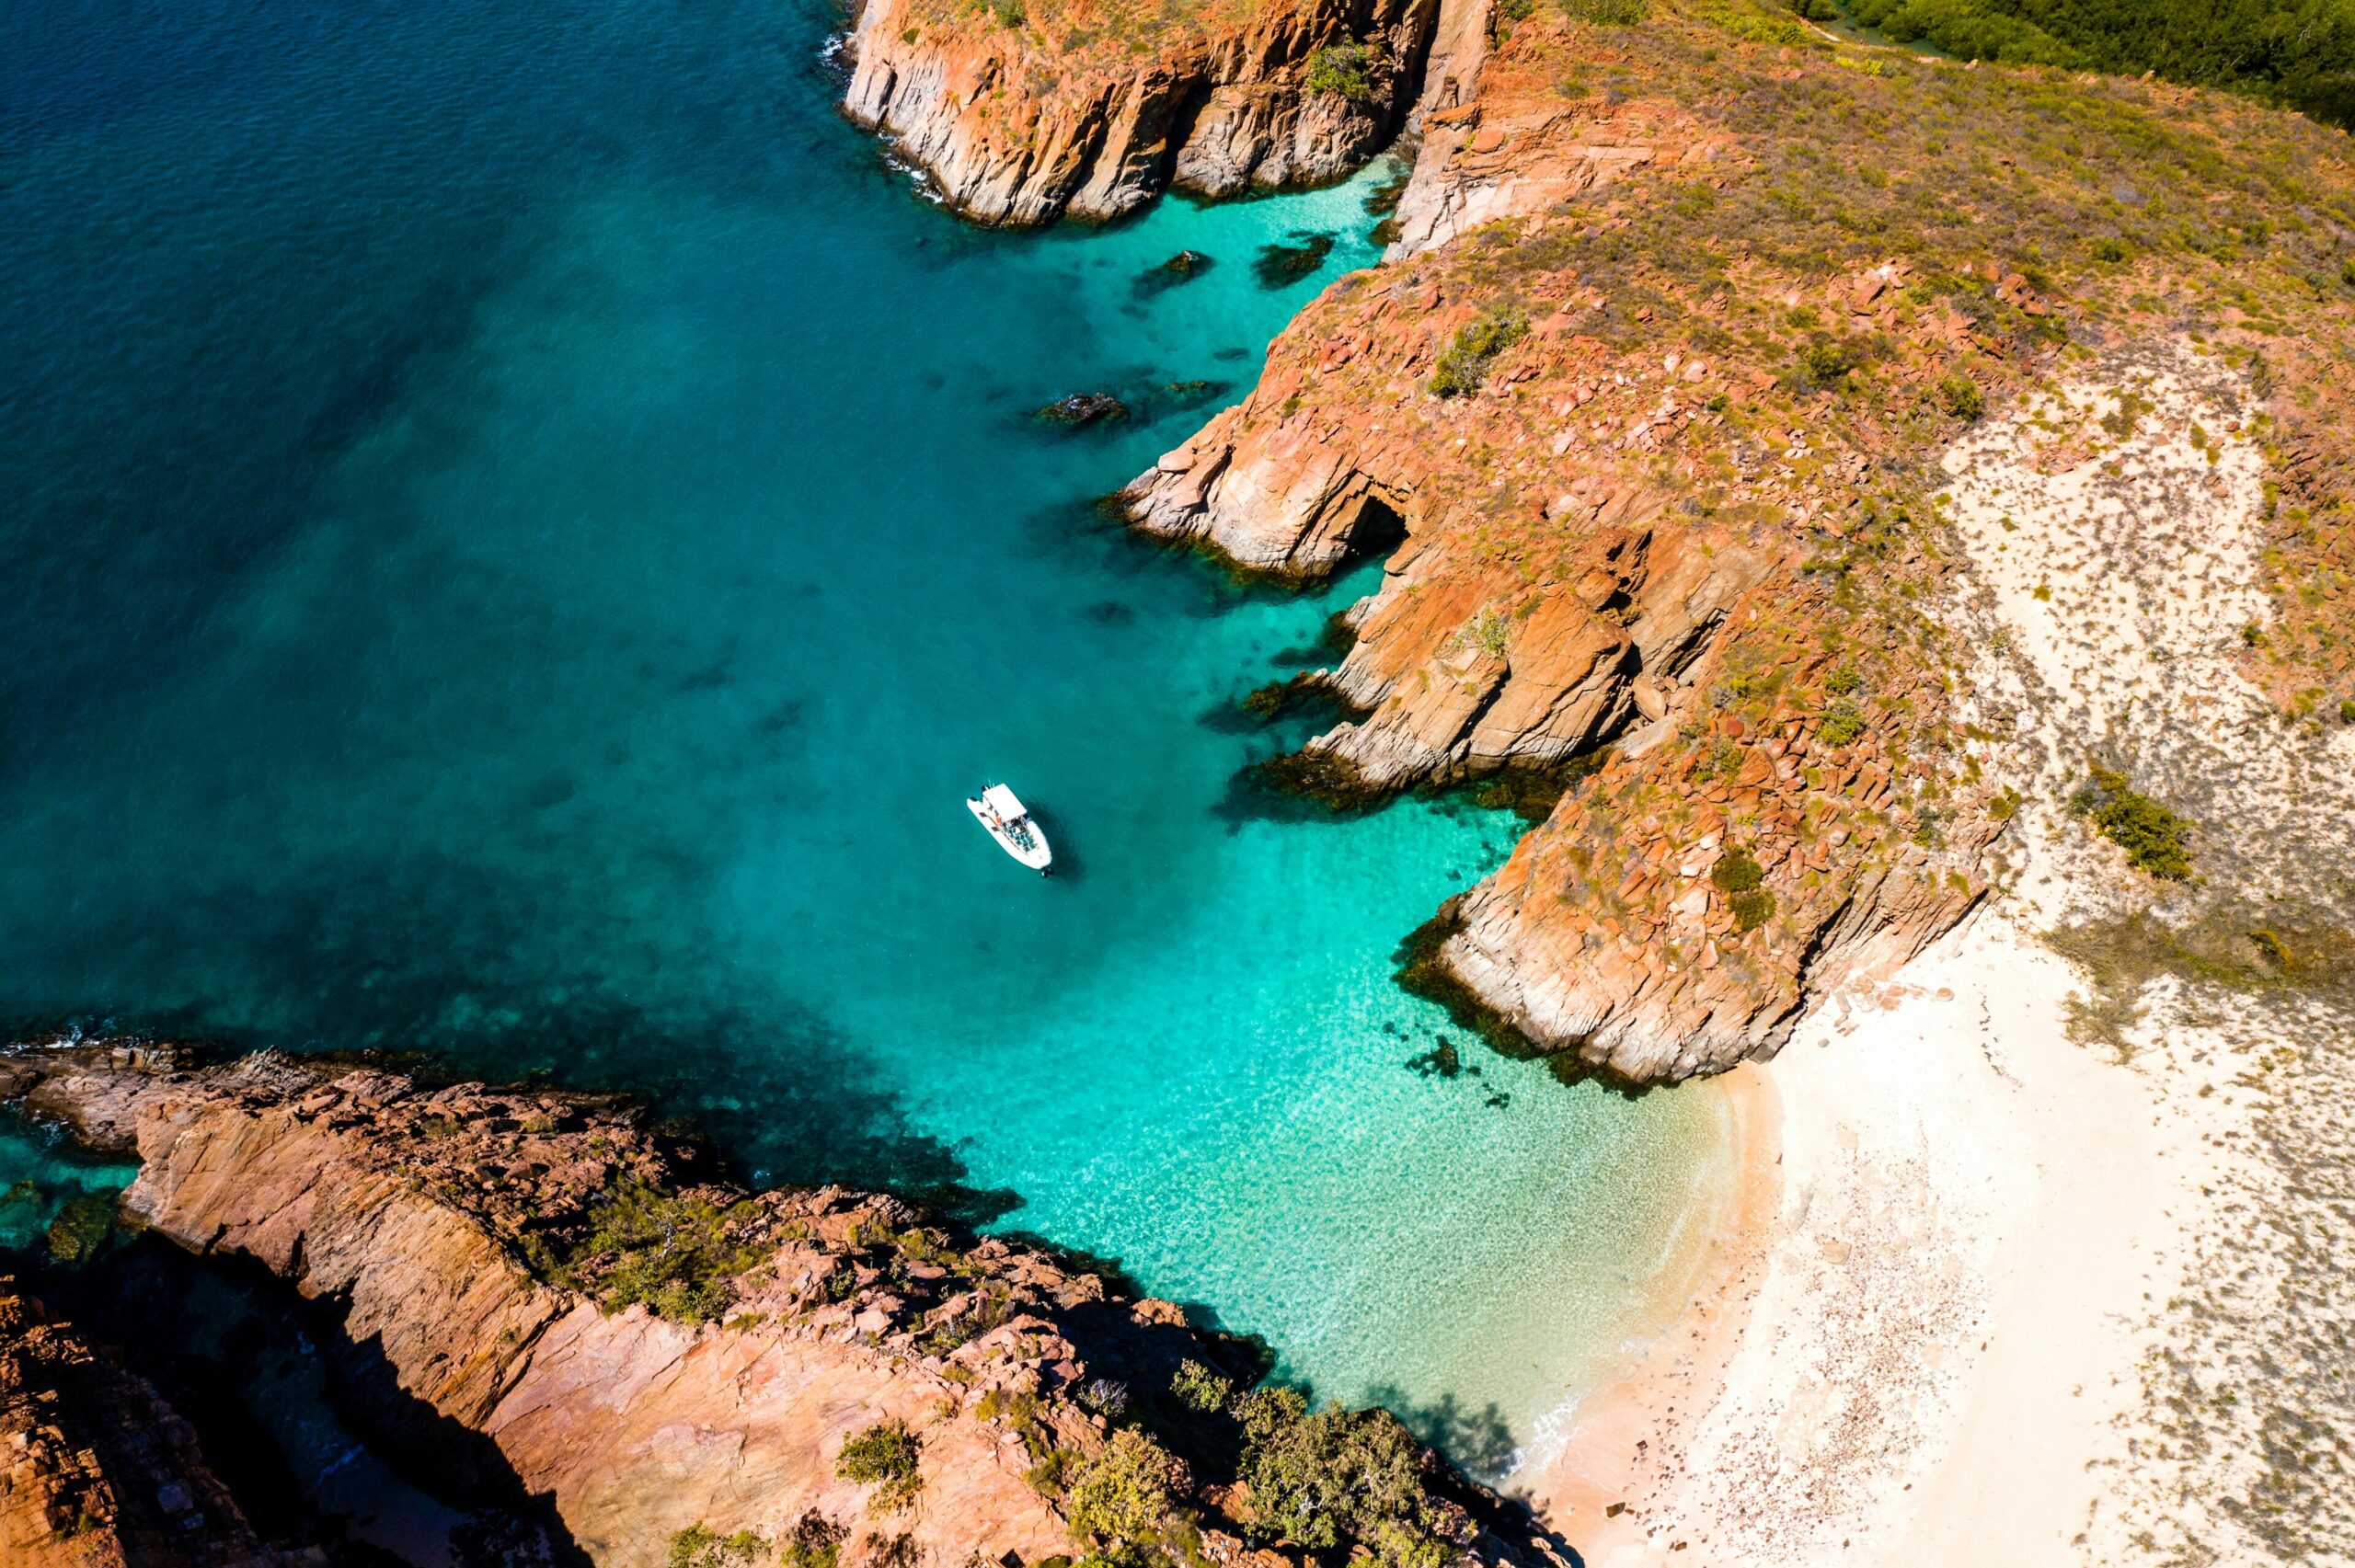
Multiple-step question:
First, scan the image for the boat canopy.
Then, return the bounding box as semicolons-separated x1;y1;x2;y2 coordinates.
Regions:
981;784;1027;818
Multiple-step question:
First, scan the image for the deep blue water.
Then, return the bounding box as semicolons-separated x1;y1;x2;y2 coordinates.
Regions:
0;0;1732;1492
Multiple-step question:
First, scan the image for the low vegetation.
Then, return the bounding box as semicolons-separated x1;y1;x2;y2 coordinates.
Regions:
1429;308;1528;397
667;1526;770;1568
1063;1428;1188;1556
520;1173;768;1322
1820;0;2355;129
2070;765;2195;880
837;1420;925;1512
781;1512;848;1568
1231;1387;1454;1568
1304;40;1379;103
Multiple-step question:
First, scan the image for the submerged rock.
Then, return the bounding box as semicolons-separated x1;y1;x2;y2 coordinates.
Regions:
1135;250;1215;296
1037;391;1130;426
1252;232;1337;289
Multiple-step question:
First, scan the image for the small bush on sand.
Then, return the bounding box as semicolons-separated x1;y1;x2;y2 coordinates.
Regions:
2070;766;2193;880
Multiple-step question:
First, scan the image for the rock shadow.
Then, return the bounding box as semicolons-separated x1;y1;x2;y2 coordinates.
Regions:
18;1232;588;1565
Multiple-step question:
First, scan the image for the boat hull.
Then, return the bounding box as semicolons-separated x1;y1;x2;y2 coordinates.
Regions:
966;794;1053;873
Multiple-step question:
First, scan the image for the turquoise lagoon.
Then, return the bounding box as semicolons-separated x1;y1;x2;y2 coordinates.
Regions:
0;0;1735;1481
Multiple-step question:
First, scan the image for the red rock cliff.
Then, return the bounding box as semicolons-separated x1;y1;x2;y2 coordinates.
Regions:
1114;10;2131;1081
843;0;1448;223
4;1044;1557;1568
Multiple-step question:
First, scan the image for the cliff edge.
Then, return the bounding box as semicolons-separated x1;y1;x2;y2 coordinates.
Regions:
1116;0;2355;1081
1;1042;1558;1568
843;0;1476;223
0;1273;282;1568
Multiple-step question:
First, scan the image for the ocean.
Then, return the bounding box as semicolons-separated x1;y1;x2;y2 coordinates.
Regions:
0;0;1733;1500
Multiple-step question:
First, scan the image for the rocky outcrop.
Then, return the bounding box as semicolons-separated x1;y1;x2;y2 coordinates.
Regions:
1385;93;1721;259
1110;17;2074;1081
844;0;1441;223
3;1045;1557;1568
0;1276;282;1568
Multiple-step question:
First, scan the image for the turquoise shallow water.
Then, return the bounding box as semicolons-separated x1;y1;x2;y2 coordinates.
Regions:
0;0;1732;1477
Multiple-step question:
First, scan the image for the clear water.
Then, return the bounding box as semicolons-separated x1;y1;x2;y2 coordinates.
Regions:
0;0;1733;1471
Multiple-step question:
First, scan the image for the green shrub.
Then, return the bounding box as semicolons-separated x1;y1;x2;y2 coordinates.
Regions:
1429;307;1528;397
990;0;1024;26
1840;0;2355;130
1064;1429;1184;1550
2091;235;2131;263
838;1420;925;1511
668;1526;769;1568
782;1512;847;1568
1823;662;1864;696
522;1173;764;1322
1231;1389;1449;1562
1936;373;1984;419
2069;766;2193;880
1562;0;1648;20
1169;1359;1234;1413
1730;888;1777;931
2340;697;2355;725
1799;338;1858;391
1711;849;1766;894
1304;41;1378;103
1819;698;1867;747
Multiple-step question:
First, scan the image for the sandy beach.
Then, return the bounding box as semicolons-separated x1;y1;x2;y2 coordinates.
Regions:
1519;904;2239;1567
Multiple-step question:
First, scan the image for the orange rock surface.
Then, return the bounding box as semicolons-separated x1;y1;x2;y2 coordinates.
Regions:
3;1044;1557;1568
1119;0;2355;1080
844;0;1460;223
0;1276;278;1568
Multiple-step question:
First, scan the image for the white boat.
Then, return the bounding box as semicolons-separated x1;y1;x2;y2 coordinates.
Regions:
967;784;1053;874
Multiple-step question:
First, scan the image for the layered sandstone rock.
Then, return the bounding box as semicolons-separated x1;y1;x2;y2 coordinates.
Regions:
844;0;1442;224
3;1046;1552;1568
1384;91;1720;259
0;1276;281;1568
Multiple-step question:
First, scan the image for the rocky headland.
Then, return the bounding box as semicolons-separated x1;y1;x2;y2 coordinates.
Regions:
842;0;1493;223
0;1041;1560;1568
1107;0;2355;1084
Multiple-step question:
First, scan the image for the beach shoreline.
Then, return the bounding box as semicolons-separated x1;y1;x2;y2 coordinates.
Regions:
1511;901;2251;1568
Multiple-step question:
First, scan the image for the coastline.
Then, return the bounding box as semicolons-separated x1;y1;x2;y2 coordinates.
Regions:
1511;1061;1781;1549
1517;907;2241;1566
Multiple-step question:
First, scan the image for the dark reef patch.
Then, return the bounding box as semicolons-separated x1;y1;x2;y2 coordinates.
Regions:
1252;232;1337;289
